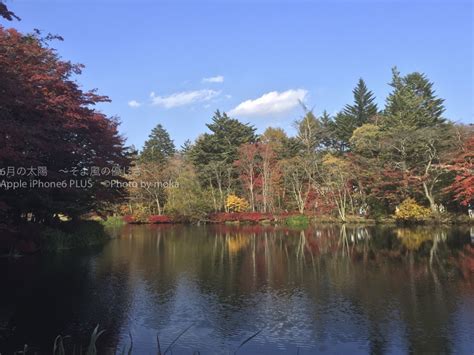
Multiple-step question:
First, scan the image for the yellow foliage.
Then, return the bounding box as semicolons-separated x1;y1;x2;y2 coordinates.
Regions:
226;194;250;212
395;198;432;222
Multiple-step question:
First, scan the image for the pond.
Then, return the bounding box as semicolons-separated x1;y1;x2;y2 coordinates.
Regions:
0;224;473;354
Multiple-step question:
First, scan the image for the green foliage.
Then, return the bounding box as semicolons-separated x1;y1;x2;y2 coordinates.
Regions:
330;78;378;151
140;123;176;163
349;124;381;157
191;110;257;167
188;111;257;211
41;221;109;251
105;69;466;223
284;215;309;228
100;215;126;228
343;78;378;126
383;67;445;129
395;198;432;222
296;110;326;152
165;163;214;222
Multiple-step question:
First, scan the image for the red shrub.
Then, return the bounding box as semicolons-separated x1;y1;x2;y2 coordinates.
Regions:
148;215;172;224
123;215;135;223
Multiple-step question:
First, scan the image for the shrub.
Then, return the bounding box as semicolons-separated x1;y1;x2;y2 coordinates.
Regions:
394;198;432;222
148;215;172;224
100;215;126;228
284;214;309;228
225;195;250;212
130;203;150;223
123;214;135;223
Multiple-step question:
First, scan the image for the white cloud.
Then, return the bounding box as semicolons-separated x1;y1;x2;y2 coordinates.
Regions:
150;89;220;108
229;89;307;117
202;75;224;83
128;100;141;108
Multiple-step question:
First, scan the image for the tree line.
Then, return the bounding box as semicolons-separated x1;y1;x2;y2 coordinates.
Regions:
0;20;471;226
125;72;473;222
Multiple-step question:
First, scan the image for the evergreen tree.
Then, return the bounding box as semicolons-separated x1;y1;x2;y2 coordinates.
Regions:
180;139;193;154
191;110;257;166
331;78;378;151
383;67;445;129
189;110;257;211
140;124;175;164
343;78;378;126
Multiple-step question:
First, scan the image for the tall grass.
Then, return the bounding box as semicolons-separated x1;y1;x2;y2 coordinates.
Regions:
13;324;264;354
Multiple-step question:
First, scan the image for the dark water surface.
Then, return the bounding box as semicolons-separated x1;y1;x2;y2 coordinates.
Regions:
1;224;473;354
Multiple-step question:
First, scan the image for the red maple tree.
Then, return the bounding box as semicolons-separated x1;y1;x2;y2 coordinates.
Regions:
0;27;130;222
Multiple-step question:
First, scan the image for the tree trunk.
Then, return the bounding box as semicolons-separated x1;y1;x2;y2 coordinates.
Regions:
423;181;437;212
155;198;162;215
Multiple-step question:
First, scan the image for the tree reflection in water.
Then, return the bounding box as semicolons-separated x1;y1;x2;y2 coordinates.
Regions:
0;224;473;354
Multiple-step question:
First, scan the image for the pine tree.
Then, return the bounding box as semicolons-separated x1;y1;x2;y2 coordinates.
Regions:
331;79;378;151
140;124;175;164
192;110;257;166
180;139;193;154
383;67;445;129
343;78;378;126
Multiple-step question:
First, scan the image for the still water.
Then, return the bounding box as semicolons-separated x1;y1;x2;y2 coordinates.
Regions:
0;224;473;354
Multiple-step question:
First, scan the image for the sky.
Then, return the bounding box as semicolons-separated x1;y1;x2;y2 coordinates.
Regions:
4;0;473;149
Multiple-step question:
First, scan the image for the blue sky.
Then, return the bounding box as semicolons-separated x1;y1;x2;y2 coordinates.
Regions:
5;0;473;149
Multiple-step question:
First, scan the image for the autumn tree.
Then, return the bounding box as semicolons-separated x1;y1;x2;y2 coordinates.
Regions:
165;159;213;222
319;154;353;221
0;27;129;223
235;143;260;212
445;127;474;206
280;157;312;214
379;68;452;211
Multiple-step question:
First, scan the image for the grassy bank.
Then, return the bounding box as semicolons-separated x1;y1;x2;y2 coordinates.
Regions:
40;220;110;252
99;215;127;228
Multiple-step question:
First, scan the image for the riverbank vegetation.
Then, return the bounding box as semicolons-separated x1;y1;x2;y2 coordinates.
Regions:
121;75;473;225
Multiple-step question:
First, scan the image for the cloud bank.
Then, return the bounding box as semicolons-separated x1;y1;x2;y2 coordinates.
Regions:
229;89;307;117
150;89;220;108
128;100;141;108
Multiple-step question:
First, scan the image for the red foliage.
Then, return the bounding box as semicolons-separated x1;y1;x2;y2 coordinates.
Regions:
0;27;130;222
148;215;173;224
123;215;135;224
445;134;474;206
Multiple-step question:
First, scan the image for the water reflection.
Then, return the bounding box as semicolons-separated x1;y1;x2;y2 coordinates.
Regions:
0;224;473;354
